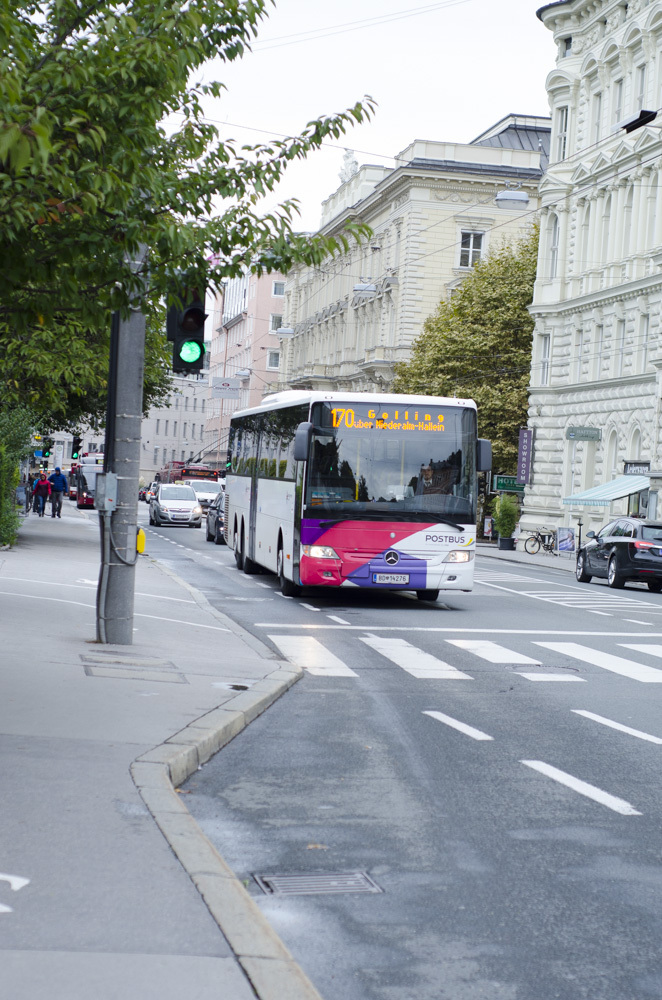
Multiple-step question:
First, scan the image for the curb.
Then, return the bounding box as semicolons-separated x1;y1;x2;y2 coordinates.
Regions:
131;563;325;1000
476;546;575;573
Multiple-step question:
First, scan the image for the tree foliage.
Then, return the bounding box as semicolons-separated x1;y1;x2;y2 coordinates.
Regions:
0;0;375;428
392;225;539;473
0;406;34;546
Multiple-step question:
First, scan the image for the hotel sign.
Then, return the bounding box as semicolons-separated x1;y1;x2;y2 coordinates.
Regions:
566;426;602;441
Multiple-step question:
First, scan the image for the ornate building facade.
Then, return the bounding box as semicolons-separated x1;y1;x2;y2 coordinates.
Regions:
273;115;550;394
522;0;662;538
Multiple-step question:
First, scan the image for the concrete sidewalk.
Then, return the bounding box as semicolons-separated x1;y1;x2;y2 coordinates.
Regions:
1;502;321;1000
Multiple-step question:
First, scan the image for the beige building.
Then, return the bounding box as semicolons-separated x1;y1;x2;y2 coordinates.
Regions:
522;0;662;542
274;116;550;394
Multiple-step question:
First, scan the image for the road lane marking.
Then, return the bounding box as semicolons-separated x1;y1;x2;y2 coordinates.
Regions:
588;611;612;616
446;639;541;664
572;710;662;744
620;643;662;659
423;710;493;741
517;673;586;682
535;642;662;683
301;603;321;612
268;636;357;676
520;760;641;815
360;636;473;679
624;619;654;625
328;615;350;624
255;623;662;636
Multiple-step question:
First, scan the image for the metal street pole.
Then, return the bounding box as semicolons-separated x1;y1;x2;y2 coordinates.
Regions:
97;306;146;644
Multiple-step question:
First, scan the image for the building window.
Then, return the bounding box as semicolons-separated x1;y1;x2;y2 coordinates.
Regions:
636;65;646;109
549;214;560;278
540;334;551;386
193;398;197;412
153;447;159;465
272;281;285;296
592;92;602;144
613;79;624;125
555;106;569;160
201;399;205;413
200;424;205;439
191;425;196;440
164;420;168;436
173;421;177;436
184;397;189;411
181;450;185;461
155;419;160;434
270;314;283;332
640;314;650;372
267;350;280;370
562;36;572;57
615;319;626;376
171;449;175;461
459;231;483;267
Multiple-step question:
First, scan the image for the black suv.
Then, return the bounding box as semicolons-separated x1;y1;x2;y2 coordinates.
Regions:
576;518;662;590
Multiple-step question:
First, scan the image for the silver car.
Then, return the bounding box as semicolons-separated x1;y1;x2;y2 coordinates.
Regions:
149;484;203;528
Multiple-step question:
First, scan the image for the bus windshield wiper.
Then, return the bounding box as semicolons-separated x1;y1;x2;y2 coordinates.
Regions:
317;511;466;532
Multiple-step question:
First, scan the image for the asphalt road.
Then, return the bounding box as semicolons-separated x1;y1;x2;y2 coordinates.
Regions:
139;505;662;1000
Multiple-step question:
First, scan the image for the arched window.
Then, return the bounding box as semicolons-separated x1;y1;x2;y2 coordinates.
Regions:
549;214;560;278
605;429;618;482
629;427;642;460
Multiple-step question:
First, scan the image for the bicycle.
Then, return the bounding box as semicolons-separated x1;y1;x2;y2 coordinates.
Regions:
524;528;557;555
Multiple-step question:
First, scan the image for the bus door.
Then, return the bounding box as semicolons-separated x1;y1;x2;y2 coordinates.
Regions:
244;419;260;564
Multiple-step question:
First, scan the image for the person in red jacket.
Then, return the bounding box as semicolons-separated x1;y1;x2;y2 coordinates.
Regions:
32;472;51;517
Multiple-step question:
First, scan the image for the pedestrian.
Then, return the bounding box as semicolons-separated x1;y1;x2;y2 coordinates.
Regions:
48;466;68;519
32;472;51;517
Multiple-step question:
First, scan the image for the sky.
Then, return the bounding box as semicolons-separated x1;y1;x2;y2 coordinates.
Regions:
189;0;558;232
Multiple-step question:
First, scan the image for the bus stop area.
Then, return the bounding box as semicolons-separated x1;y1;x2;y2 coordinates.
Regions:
0;503;322;1000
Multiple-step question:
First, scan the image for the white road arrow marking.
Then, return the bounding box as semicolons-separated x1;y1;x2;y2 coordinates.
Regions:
0;873;30;892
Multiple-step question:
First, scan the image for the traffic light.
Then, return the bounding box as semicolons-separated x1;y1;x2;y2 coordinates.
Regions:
167;288;207;374
42;437;54;458
71;435;82;460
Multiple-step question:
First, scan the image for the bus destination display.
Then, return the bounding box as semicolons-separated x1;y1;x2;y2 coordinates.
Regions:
331;406;445;432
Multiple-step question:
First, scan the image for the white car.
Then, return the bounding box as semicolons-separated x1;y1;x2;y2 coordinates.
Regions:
149;484;203;527
184;479;224;510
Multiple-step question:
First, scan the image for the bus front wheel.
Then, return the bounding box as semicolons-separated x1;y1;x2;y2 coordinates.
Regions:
278;547;300;597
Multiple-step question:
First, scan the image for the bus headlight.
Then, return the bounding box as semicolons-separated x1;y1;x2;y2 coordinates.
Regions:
302;544;340;559
444;550;473;563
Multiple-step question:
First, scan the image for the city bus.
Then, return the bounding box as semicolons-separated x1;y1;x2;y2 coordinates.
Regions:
76;453;104;508
225;391;491;599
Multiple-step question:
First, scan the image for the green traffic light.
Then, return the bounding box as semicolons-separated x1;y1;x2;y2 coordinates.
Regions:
178;340;204;363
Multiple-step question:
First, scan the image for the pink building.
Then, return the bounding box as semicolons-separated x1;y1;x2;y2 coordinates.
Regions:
204;271;285;464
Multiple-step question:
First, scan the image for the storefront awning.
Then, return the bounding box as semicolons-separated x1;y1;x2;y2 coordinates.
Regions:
563;475;650;506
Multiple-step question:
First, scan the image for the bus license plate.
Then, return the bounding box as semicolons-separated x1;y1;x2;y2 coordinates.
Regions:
373;573;409;585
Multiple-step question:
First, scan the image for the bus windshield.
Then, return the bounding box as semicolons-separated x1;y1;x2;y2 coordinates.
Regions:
305;401;476;522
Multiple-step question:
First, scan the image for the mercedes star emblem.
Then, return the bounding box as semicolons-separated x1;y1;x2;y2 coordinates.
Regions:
384;550;400;566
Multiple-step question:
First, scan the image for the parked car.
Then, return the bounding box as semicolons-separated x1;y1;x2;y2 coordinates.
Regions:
149;484;202;528
205;492;225;544
138;485;147;501
576;517;662;590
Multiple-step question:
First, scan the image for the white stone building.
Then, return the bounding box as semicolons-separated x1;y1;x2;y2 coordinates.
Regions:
274;116;550;393
140;375;209;483
523;0;662;540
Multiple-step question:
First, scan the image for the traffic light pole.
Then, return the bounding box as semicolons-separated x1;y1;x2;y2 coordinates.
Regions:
96;307;145;644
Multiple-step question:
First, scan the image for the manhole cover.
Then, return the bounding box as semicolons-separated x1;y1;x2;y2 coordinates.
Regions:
253;872;382;896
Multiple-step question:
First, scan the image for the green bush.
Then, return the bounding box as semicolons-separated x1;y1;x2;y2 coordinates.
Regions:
491;493;519;539
0;407;34;547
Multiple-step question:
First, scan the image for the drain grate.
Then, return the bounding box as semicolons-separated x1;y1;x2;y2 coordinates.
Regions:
253;872;382;896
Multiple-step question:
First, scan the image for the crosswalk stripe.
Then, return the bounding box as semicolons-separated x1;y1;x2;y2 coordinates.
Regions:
360;636;473;679
620;643;662;659
520;760;641;815
517;673;586;682
446;639;541;664
423;710;493;741
535;642;662;683
267;636;357;677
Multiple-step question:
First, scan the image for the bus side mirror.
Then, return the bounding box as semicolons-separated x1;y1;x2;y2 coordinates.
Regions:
477;439;492;472
293;422;313;462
